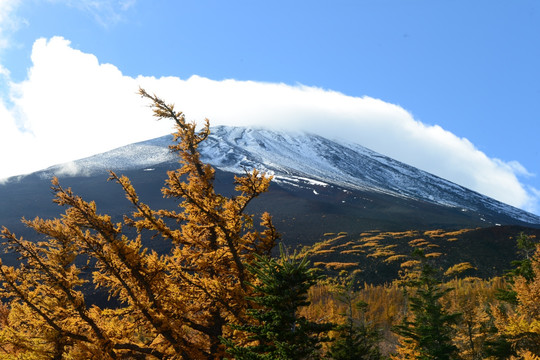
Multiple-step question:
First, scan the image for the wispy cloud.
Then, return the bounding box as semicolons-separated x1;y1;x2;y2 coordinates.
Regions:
46;0;136;26
0;0;23;50
0;36;538;214
495;159;535;178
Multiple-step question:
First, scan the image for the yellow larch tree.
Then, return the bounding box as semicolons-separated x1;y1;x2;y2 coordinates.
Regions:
494;242;540;357
0;88;279;359
443;278;491;360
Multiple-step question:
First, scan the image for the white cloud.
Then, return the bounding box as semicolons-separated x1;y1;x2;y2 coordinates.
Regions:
146;75;537;213
2;37;172;178
0;99;32;181
0;36;538;214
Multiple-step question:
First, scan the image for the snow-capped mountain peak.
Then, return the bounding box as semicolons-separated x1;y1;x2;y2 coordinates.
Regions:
30;125;540;225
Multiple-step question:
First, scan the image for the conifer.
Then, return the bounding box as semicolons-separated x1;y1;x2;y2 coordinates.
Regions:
487;233;538;359
324;272;384;360
444;279;490;360
392;249;460;360
327;297;384;360
492;241;540;357
496;232;537;304
224;245;332;359
0;88;279;359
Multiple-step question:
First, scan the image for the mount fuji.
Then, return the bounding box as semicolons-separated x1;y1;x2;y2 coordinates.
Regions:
1;126;539;251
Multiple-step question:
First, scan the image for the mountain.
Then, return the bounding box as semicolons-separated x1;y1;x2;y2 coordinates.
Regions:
1;125;539;261
201;126;540;224
2;124;540;285
25;125;540;222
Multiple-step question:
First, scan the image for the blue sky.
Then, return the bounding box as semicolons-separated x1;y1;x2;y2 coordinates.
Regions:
1;1;539;214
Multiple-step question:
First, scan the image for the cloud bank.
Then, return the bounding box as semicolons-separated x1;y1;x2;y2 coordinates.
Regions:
0;37;538;214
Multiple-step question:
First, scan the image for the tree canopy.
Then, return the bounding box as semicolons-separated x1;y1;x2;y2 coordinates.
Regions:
0;88;279;359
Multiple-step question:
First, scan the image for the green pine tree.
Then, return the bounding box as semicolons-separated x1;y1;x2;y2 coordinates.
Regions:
496;232;537;304
392;249;460;360
327;273;384;360
486;233;538;359
223;244;332;360
328;299;384;360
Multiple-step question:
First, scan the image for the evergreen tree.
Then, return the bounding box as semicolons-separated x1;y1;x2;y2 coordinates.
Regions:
327;299;384;360
392;249;460;360
327;273;384;360
0;88;279;359
224;245;332;360
486;233;538;359
496;232;537;304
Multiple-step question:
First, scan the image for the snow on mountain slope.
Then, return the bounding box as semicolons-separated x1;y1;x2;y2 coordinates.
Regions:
202;126;540;224
34;125;540;224
39;136;176;177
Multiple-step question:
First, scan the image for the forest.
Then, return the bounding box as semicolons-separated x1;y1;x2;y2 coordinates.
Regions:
0;89;538;359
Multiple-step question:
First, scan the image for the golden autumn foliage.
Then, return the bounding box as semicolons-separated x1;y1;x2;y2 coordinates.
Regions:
323;262;358;270
301;227;523;359
442;278;496;360
1;91;539;359
494;243;540;356
444;262;476;278
303;276;510;358
0;89;279;359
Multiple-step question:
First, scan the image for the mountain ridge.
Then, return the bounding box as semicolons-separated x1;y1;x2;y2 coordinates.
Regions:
13;125;538;226
2;125;540;278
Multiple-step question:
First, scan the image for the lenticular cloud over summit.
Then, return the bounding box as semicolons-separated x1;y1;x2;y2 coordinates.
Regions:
0;36;538;213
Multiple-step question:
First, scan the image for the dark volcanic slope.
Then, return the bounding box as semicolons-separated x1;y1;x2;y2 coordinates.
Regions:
0;161;535;252
1;126;539;279
7;126;537;226
2;126;539;242
303;226;540;284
